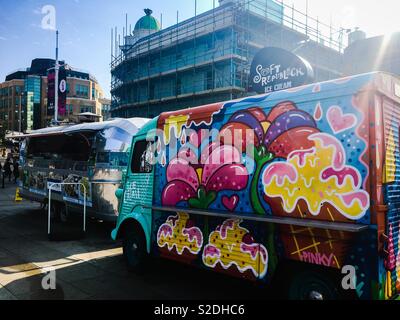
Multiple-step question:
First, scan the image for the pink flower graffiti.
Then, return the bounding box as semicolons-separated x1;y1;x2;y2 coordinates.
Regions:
161;141;249;209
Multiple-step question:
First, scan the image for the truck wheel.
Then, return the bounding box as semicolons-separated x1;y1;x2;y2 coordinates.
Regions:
51;202;68;223
287;268;340;300
122;226;147;273
58;204;69;223
49;202;60;222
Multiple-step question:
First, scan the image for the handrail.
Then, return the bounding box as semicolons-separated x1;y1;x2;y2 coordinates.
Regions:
89;179;121;184
46;179;121;224
145;205;369;233
48;182;86;235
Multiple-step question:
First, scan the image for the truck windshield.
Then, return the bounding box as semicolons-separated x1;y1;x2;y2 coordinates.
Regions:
95;127;132;167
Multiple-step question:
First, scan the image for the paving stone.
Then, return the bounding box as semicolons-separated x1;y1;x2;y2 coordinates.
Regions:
14;278;91;300
70;274;167;300
55;262;107;283
0;285;17;300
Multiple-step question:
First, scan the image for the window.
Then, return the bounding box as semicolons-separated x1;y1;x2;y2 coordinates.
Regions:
80;106;93;113
76;84;89;98
206;38;214;50
150;58;156;68
149;83;155;100
26;132;96;162
131;140;155;173
92;87;98;100
205;71;213;90
176;78;182;96
95;128;132;167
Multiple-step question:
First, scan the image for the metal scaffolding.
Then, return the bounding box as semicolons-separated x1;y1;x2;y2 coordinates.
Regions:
110;0;345;118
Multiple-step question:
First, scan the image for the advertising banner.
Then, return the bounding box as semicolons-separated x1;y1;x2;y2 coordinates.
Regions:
47;66;67;117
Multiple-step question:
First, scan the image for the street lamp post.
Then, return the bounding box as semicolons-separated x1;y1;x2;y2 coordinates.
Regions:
18;92;25;134
19;93;22;133
54;30;59;124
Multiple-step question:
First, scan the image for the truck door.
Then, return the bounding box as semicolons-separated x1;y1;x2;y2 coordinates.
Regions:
123;138;155;211
119;137;155;250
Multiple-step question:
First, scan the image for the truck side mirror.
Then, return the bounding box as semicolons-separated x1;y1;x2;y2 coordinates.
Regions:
115;188;123;199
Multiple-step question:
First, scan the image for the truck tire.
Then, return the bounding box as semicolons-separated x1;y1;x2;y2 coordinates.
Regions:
58;204;69;223
49;202;60;222
51;202;68;223
122;226;147;273
287;268;341;300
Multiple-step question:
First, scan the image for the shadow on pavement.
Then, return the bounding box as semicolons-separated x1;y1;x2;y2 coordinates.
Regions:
0;253;272;300
0;192;273;300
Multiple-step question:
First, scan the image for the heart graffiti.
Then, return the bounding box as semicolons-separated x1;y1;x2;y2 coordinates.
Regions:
327;106;357;134
222;195;239;212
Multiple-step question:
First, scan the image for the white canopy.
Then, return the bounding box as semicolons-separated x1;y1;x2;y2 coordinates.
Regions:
13;118;150;139
77;112;102;118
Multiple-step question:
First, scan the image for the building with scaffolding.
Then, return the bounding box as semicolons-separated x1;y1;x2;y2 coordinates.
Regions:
111;0;347;118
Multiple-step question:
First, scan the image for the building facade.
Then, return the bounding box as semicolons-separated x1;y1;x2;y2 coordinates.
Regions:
343;31;400;77
99;98;112;121
0;79;25;135
0;58;106;134
111;0;346;119
62;75;105;122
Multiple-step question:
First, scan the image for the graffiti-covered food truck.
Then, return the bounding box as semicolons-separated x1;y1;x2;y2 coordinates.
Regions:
112;72;400;300
19;118;149;222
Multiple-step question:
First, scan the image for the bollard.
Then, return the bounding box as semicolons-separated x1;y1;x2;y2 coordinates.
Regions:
14;188;22;202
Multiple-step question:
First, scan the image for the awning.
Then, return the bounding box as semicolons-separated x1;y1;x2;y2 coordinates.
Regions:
77;112;102;118
12;118;150;139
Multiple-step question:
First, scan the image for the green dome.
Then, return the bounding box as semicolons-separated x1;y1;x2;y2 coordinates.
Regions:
134;9;161;31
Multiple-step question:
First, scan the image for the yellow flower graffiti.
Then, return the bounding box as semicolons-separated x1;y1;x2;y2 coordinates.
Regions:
262;133;369;220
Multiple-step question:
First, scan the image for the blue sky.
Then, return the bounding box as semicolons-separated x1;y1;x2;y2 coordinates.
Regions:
0;0;215;98
1;0;399;98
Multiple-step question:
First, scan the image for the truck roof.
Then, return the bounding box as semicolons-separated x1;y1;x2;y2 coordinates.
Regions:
157;71;400;128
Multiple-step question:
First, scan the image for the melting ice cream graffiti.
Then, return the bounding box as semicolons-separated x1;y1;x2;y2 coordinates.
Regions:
202;219;268;279
262;132;370;220
157;212;203;256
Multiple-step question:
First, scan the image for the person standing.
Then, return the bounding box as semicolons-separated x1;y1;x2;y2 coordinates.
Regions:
9;158;14;182
1;162;4;189
4;158;11;183
13;159;19;184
